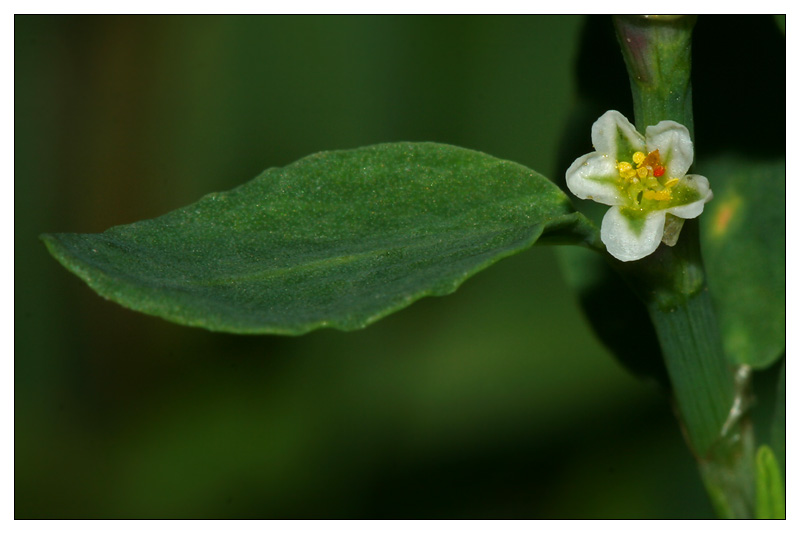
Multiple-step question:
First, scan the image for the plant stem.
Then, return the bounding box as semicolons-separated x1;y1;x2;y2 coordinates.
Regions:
612;15;756;518
613;15;696;134
623;222;755;518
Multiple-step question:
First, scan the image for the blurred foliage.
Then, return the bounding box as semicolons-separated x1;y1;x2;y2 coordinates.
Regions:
699;155;786;369
17;15;714;518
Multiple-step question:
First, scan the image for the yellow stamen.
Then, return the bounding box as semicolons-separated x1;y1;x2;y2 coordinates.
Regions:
618;161;638;180
643;189;671;201
619;148;674;204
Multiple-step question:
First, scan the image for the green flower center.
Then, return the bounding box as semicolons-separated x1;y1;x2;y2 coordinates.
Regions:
616;149;679;207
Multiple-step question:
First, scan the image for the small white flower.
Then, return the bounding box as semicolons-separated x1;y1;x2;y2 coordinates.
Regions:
566;110;713;262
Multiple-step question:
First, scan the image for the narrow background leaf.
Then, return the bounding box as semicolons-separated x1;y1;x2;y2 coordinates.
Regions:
755;445;785;519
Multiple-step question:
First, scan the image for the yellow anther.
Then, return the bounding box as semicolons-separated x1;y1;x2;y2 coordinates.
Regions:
643;189;671;201
619;150;675;202
618;161;638;180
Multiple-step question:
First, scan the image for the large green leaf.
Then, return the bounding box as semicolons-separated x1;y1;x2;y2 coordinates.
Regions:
698;155;785;368
43;142;598;334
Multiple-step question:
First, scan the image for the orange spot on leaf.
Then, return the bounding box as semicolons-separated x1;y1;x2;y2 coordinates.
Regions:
712;197;741;236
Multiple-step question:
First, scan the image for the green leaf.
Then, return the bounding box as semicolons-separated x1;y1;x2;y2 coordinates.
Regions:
755;445;785;519
43;142;598;334
698;155;785;368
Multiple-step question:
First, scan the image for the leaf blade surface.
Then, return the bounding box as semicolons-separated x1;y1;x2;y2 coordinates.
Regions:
699;155;785;368
43;142;596;334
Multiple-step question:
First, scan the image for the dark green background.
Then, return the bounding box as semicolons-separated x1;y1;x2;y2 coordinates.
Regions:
16;15;711;518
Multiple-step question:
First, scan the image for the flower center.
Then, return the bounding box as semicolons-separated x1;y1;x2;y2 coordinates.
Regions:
616;149;679;205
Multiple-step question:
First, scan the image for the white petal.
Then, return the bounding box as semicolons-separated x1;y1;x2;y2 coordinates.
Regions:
565;152;625;206
591;110;646;162
646;120;694;178
601;206;666;262
667;174;713;219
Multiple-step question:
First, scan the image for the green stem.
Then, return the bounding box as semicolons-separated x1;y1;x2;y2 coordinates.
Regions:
613;15;696;134
647;279;734;456
612;15;756;518
635;224;755;518
615;220;755;519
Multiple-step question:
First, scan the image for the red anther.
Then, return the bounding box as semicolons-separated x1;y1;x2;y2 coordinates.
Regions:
653;166;665;177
